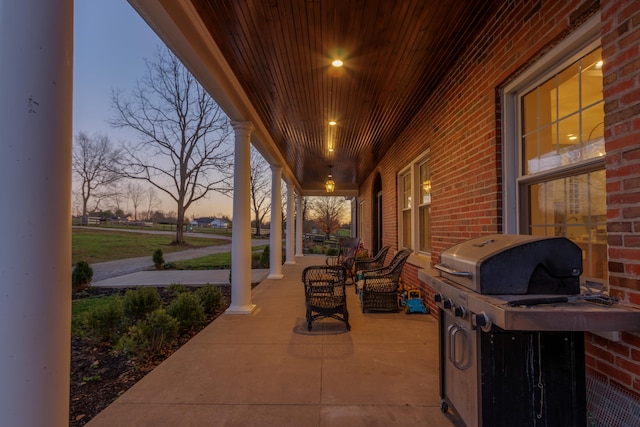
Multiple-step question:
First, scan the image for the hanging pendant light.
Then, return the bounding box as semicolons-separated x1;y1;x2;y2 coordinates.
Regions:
325;165;336;193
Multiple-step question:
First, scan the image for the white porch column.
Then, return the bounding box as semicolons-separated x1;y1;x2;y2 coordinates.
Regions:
268;165;283;279
285;184;295;264
295;192;304;257
351;198;357;237
0;2;73;425
227;122;256;314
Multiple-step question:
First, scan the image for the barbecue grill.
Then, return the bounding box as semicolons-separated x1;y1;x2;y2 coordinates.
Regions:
418;234;640;427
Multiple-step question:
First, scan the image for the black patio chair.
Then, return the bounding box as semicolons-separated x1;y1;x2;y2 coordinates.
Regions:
354;245;391;279
302;265;350;331
326;236;360;283
356;248;412;312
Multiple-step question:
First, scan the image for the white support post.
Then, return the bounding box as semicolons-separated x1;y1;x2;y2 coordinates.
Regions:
295;192;304;257
285;185;295;264
227;122;256;314
268;165;284;279
0;1;73;425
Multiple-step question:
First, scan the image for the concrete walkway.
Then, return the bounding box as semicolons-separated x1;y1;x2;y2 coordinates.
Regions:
90;236;268;282
86;255;459;427
93;269;269;287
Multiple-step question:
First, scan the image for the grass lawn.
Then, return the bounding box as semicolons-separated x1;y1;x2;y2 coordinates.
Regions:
72;228;229;265
171;245;268;270
71;295;118;336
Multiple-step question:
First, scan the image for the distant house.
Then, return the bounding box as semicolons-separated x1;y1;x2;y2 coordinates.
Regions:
191;217;229;228
210;218;229;228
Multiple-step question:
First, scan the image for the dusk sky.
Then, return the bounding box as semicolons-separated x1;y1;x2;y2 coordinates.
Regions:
73;1;234;218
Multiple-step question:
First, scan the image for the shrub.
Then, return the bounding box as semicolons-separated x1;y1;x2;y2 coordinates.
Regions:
195;285;223;314
123;287;162;322
84;297;126;345
122;308;179;360
167;283;188;296
167;292;205;332
260;245;270;268
152;249;164;269
72;260;93;291
326;248;339;257
251;251;262;268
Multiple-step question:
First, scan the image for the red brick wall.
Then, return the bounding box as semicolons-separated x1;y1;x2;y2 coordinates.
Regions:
591;0;640;396
358;0;640;397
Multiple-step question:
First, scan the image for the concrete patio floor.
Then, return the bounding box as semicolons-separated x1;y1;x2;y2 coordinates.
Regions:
86;255;460;427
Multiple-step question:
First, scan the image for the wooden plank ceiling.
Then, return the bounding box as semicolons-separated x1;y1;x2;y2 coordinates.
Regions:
190;0;495;194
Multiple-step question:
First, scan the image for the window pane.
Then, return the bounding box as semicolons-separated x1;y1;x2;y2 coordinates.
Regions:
581;48;603;107
538;78;557;126
583;103;605;159
420;162;431;204
522;90;538;134
526;171;606;280
402;209;412;248
558;61;580;117
402;174;412;209
558;113;580;164
419;205;431;252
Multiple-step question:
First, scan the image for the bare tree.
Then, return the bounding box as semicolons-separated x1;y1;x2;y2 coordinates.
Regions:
308;196;349;236
72;131;122;218
249;147;271;236
145;186;162;221
110;47;233;244
127;182;144;221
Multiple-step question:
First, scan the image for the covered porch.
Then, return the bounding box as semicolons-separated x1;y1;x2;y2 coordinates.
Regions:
86;255;453;427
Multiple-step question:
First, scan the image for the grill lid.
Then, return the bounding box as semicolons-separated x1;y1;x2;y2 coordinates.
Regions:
435;234;582;295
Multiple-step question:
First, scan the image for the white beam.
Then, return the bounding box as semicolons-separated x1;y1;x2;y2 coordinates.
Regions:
268;166;284;279
285;185;295;264
227;122;256;314
295;192;304;257
0;1;73;425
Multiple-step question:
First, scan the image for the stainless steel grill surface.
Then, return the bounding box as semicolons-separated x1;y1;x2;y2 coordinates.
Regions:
419;234;640;427
435;234;582;294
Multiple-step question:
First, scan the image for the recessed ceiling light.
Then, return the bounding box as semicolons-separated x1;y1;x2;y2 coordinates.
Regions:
331;59;343;68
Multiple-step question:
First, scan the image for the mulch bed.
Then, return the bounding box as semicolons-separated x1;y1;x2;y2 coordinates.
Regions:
69;285;231;426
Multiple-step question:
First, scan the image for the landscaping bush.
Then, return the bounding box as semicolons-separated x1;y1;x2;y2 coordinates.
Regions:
167;283;188;296
123;287;162;322
152;249;164;269
72;260;93;291
326;248;339;256
195;285;223;314
260;245;270;268
84;297;126;345
167;292;205;332
122;308;179;360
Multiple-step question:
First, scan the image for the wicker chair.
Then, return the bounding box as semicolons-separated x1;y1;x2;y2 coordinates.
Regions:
356;248;412;313
353;245;391;293
302;265;350;331
326;237;360;283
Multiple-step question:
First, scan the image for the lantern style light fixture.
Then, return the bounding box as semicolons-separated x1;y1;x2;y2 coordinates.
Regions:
325;165;336;193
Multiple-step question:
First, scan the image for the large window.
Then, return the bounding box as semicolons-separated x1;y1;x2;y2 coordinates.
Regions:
517;45;606;282
399;152;431;255
400;172;412;248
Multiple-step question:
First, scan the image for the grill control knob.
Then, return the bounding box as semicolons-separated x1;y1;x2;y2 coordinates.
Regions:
443;299;453;309
473;312;492;332
454;306;466;318
434;293;443;303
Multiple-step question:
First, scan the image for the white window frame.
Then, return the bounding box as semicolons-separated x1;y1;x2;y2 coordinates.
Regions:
502;13;607;286
398;150;431;258
358;200;364;240
502;13;601;234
